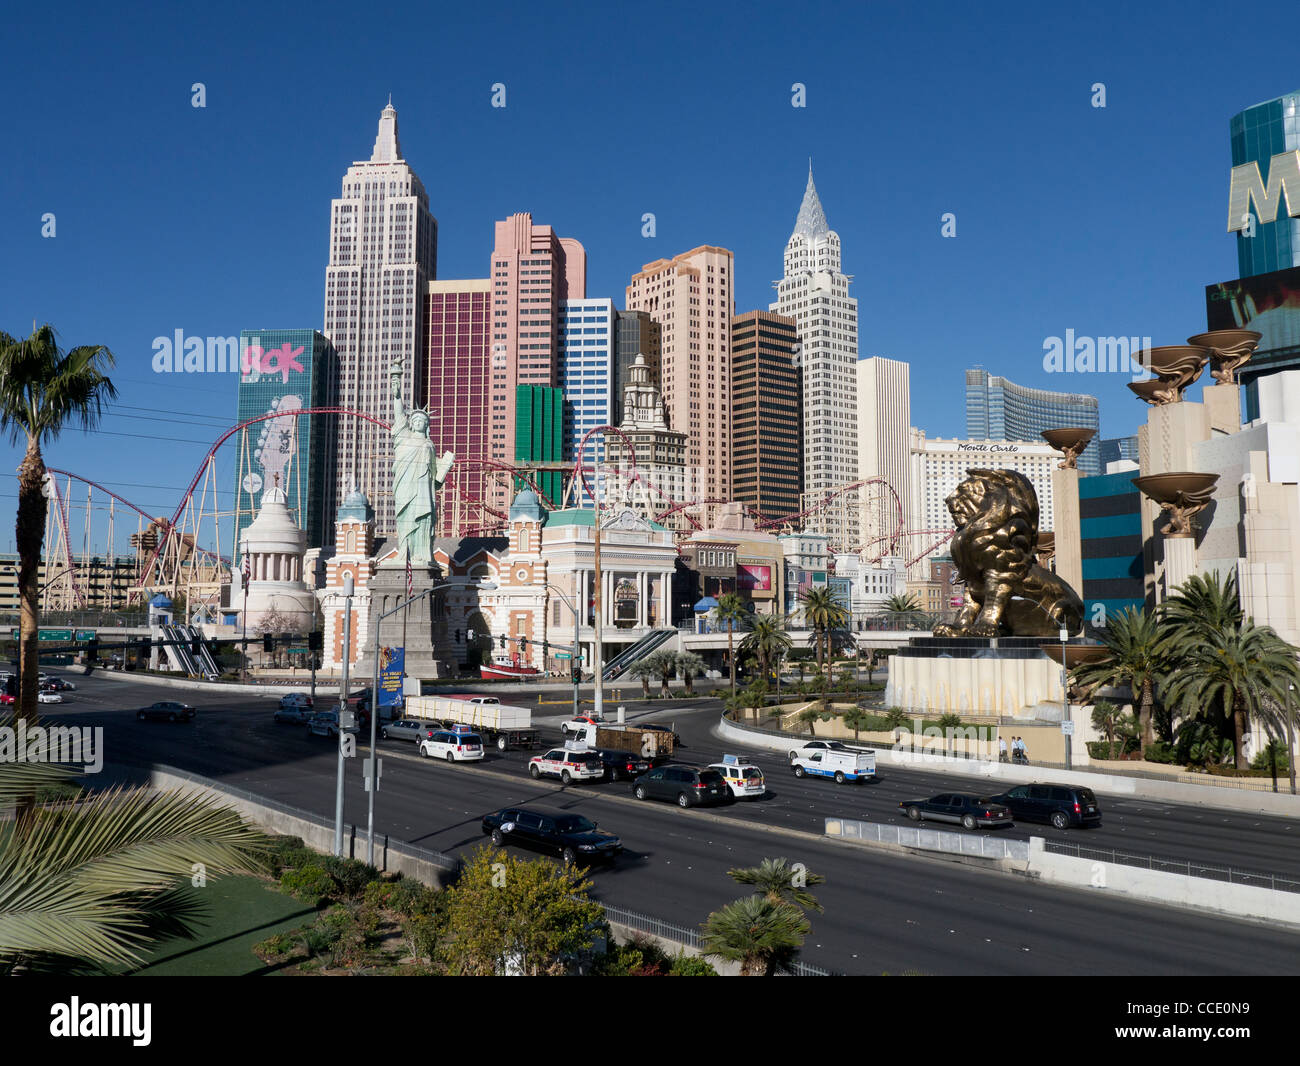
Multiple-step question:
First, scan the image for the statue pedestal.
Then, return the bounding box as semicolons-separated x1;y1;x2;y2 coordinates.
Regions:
885;637;1064;719
1051;466;1082;594
354;563;452;683
1203;383;1242;436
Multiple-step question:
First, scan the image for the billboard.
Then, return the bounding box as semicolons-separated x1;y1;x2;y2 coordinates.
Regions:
378;646;405;708
737;563;772;592
1205;265;1300;354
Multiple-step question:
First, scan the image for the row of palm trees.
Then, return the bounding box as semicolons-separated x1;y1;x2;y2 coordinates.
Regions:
1072;572;1300;772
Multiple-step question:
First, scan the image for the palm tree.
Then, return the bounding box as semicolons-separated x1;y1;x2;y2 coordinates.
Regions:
700;895;810;976
883;593;924;630
676;651;706;696
642;650;676;699
712;592;750;699
1;326;116;825
799;587;849;671
1162;571;1244;636
727;857;825;913
1090;699;1125;760
1070;606;1167;754
843;706;872;742
0;731;267;973
739;614;793;691
1161;621;1300;770
627;658;657;700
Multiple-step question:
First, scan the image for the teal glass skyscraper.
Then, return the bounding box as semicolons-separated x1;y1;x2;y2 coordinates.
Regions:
1231;91;1300;279
965;368;1100;475
233;329;338;553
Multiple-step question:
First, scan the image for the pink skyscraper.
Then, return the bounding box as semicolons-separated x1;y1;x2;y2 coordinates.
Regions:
488;213;586;511
626;246;735;527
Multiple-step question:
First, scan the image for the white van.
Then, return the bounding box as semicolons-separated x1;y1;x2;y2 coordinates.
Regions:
791;748;876;784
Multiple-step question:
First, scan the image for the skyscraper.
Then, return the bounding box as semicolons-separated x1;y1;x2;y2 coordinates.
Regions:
771;166;859;546
613;310;661;424
558;298;615;469
965;368;1101;476
1231;90;1300;279
626;246;735;527
605;354;688;527
488;213;586;513
857;356;911;559
323;101;437;535
233;330;338;552
730;311;802;524
425;279;491;536
1098;434;1139;468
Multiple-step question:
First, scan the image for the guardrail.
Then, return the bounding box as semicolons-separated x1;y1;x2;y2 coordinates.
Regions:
825;816;1030;861
1042;839;1300;895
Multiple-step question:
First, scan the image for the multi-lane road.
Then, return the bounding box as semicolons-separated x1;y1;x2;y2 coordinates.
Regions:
41;670;1300;975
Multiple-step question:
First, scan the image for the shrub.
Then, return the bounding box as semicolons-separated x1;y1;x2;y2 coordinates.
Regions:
1251;739;1291;773
280;864;337;905
319;855;381;899
668;953;717;976
1143;741;1177;764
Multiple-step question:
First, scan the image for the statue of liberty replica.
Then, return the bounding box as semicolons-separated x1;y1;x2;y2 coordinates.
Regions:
390;359;454;566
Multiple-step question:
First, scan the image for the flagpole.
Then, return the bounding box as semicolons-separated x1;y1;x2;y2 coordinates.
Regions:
402;548;411;703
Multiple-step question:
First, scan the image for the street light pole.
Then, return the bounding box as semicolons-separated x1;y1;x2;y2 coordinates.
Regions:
546;584;581;719
333;572;354;857
366;579;495;865
1060;625;1071;771
592;464;604;720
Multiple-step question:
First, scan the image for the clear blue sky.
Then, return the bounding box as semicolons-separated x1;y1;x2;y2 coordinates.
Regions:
1;0;1290;553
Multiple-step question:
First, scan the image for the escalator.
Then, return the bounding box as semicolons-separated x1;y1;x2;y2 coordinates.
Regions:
602;627;677;682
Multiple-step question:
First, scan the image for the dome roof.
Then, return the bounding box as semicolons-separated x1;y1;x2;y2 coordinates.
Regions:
509;488;546;523
337;485;373;523
243;484;306;555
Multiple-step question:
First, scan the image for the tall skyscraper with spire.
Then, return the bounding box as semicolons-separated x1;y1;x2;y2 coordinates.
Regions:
771;165;859;549
323;100;437;535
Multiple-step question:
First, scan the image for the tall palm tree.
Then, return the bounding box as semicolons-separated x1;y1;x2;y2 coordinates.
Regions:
799;587;849;671
739;613;793;691
700;895;810;977
1070;606;1167;754
883;593;924;630
1161;621;1300;770
1161;571;1244;636
712;592;750;699
1;327;117;736
727;857;825;913
675;651;706;696
1;327;116;827
0;732;267;973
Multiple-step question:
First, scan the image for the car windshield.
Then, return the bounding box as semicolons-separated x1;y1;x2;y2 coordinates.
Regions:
555;816;597;834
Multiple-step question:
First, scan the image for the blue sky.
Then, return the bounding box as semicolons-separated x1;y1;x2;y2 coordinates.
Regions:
0;0;1291;553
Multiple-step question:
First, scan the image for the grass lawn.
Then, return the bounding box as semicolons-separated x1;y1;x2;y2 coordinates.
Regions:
126;876;317;976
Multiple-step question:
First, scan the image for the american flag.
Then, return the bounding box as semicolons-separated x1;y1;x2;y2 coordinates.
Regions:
241;553;250;587
405;548;413;598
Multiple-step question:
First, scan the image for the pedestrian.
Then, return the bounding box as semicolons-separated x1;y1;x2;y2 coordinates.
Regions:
999;735;1008;762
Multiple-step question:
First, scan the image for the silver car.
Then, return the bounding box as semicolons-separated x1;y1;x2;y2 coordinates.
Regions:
381;718;435;742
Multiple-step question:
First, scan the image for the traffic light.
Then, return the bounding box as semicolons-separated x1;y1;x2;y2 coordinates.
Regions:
499;635;506;650
454;629;462;643
308;630;323;652
262;633;274;653
190;634;202;655
519;635;528;650
86;638;99;661
571;667;581;685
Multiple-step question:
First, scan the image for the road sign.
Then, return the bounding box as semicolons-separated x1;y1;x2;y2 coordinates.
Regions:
1060;721;1075;735
75;629;95;642
556;652;583;662
11;629;75;642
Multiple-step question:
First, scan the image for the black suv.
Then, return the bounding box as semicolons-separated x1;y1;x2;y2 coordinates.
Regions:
990;784;1102;829
481;807;622;865
596;749;651;782
633;765;730;808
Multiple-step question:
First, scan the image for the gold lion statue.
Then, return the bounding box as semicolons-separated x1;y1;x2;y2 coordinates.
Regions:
933;468;1084;638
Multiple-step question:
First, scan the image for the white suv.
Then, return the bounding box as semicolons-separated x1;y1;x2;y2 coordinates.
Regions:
417;729;485;763
529;748;605;784
709;756;766;799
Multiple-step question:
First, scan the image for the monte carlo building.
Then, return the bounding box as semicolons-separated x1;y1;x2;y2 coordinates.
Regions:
771;167;859;550
323;101;437;537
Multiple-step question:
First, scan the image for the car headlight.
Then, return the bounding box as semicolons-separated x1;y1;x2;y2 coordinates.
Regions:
579;844;596;851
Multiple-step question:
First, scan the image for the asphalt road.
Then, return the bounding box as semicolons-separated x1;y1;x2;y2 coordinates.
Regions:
39;670;1300;975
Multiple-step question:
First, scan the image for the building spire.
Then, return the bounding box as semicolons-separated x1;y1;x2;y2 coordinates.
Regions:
371;98;402;162
792;164;830;239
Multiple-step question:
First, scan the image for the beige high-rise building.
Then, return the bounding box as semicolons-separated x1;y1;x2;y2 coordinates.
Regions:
626;246;734;527
857;356;912;560
772;167;859;547
323;101;437;536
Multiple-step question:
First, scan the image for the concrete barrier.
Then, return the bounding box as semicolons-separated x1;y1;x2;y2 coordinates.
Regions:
87;669;340;698
102;762;458;888
718;715;1300;817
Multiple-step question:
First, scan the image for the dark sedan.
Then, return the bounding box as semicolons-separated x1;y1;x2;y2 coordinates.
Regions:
990;784;1102;830
481;807;622;865
596;749;651;782
136;701;196;723
899;793;1014;830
